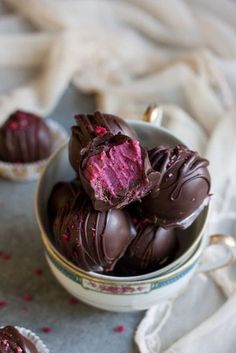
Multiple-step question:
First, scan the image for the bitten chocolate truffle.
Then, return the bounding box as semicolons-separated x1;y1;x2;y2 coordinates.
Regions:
78;133;161;211
141;144;211;228
0;110;52;163
114;222;177;276
52;182;135;272
69;111;138;170
0;326;38;353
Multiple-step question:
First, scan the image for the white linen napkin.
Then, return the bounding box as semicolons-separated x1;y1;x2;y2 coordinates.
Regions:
1;1;236;352
141;291;236;353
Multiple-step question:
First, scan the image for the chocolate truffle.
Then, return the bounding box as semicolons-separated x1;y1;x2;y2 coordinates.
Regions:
52;182;135;272
0;110;52;163
0;326;38;353
69;111;137;171
114;222;177;276
141;144;211;228
79;133;161;211
48;179;80;221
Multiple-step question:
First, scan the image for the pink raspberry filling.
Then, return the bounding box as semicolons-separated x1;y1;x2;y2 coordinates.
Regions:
83;140;149;202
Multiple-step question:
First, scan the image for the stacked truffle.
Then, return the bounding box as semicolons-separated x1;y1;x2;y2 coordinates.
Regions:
48;112;211;276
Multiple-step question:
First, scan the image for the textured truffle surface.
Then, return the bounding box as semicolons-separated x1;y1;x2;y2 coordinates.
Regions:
0;110;52;163
141;144;211;228
0;326;38;353
52;182;134;272
69;111;137;171
79;134;161;211
114;222;177;275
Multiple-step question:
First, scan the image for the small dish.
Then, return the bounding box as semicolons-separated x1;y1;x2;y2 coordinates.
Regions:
0;326;49;353
0;119;68;181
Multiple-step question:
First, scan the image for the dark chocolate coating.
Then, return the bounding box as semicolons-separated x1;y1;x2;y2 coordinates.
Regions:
52;183;134;272
114;222;177;276
48;179;80;221
69;111;137;171
79;133;161;211
141;144;211;228
0;110;52;163
0;326;38;353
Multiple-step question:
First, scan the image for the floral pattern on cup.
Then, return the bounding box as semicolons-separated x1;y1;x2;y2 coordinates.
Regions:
46;249;196;295
82;279;151;294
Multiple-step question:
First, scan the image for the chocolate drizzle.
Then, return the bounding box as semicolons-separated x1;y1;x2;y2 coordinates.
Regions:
52;183;134;272
171;158;209;201
141;145;211;228
114;222;178;276
48;179;81;221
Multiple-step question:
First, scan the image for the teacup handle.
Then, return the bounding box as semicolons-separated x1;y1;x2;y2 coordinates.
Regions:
198;234;236;273
143;105;163;126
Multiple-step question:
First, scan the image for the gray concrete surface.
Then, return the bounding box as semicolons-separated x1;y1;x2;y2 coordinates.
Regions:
0;87;143;353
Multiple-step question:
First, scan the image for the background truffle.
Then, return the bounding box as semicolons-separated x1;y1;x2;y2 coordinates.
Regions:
0;110;52;163
0;326;38;353
141;144;211;228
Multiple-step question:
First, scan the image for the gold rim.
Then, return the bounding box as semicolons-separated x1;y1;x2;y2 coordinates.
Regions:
207;234;236;269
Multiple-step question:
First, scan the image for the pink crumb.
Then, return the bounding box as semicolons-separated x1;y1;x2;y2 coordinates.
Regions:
62;232;69;240
8;121;18;130
2;254;11;262
95;126;108;136
69;297;78;305
114;325;125;333
0;300;7;309
34;268;44;276
22;292;33;302
42;327;52;334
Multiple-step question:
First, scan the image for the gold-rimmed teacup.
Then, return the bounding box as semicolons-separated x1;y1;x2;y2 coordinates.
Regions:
35;120;236;312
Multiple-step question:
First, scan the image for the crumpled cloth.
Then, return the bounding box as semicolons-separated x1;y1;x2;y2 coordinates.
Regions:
1;0;236;352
